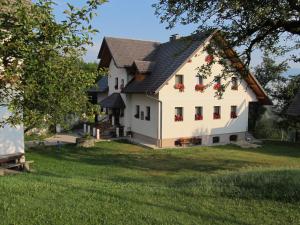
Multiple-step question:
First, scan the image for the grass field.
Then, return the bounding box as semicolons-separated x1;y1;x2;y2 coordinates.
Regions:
1;141;300;225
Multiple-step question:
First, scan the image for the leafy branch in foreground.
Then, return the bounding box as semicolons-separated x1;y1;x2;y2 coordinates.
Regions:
154;0;300;66
0;0;106;131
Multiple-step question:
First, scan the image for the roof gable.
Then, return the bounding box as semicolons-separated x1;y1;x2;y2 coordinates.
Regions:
98;37;160;68
97;30;271;105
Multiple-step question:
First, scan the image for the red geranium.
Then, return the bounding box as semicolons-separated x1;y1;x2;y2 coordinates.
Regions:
205;55;214;64
213;83;222;90
195;114;203;120
231;112;237;118
174;83;185;92
195;84;205;92
175;115;183;121
213;113;220;119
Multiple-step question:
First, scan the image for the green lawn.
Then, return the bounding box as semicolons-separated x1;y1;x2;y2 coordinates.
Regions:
1;141;300;225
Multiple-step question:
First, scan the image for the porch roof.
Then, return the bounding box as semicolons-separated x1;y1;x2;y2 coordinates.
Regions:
100;93;125;109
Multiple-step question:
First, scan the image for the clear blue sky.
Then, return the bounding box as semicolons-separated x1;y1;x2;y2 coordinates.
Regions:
52;0;299;74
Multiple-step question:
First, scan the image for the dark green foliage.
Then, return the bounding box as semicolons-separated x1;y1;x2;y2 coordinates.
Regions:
154;0;300;64
0;0;106;131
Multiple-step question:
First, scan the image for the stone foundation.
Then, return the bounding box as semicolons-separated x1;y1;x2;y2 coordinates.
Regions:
131;131;246;148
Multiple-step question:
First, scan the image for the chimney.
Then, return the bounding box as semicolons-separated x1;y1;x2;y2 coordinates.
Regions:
170;34;180;41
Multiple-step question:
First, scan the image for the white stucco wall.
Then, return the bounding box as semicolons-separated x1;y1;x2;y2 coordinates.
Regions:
159;44;257;139
126;94;159;139
0;106;24;156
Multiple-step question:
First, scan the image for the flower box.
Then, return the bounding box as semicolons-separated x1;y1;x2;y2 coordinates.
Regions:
175;115;183;122
213;113;220;119
231;112;237;118
174;83;185;92
195;84;205;92
195;114;203;120
213;83;222;90
205;55;214;64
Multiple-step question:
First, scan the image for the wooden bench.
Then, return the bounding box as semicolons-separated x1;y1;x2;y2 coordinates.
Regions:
176;137;202;147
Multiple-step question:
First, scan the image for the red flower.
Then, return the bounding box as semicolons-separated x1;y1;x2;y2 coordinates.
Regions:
213;113;220;119
213;83;222;90
231;112;237;118
195;84;205;92
205;55;214;64
174;83;185;92
175;115;183;121
195;114;203;120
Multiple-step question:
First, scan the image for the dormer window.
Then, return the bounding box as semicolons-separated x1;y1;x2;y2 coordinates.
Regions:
174;75;184;92
115;78;118;90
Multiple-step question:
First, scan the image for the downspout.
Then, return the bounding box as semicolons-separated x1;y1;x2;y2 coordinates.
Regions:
146;92;162;148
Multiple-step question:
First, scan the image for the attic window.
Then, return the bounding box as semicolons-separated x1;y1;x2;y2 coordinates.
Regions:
231;77;238;90
174;75;184;92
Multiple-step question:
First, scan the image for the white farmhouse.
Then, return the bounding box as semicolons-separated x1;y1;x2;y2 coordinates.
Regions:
94;30;271;147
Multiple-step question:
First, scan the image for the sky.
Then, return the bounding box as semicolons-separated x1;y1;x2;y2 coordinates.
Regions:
52;0;299;74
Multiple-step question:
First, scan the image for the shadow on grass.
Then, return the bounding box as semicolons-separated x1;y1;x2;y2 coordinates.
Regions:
28;144;263;174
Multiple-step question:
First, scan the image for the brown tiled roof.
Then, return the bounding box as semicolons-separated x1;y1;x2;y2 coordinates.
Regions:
98;37;160;68
287;90;300;116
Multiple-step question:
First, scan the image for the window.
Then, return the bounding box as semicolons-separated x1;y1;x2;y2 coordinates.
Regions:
175;107;183;121
120;79;125;90
175;75;183;84
213;136;220;143
231;77;238;90
141;111;144;120
195;76;205;92
195;107;203;120
213;106;221;119
115;77;119;90
174;75;184;91
135;105;140;119
230;135;238;142
231;106;237;118
196;75;203;85
146;106;151;121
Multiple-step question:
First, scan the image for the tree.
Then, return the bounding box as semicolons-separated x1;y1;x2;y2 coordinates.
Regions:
0;0;106;132
277;75;300;111
253;54;289;102
153;0;300;65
